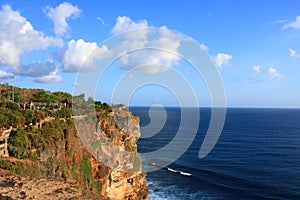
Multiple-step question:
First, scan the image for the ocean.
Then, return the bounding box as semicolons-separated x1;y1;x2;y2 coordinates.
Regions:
130;107;300;200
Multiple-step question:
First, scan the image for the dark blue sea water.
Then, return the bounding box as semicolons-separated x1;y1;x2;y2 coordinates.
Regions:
130;107;300;200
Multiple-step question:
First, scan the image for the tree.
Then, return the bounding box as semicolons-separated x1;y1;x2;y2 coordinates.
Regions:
52;91;72;100
7;129;29;158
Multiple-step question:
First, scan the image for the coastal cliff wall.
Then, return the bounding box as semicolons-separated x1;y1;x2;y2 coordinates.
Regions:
0;106;148;200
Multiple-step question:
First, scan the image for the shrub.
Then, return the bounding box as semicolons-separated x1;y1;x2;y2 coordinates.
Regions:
7;129;29;158
80;155;92;183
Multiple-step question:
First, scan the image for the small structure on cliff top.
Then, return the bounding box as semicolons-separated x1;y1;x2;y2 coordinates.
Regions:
17;99;70;111
0;128;11;158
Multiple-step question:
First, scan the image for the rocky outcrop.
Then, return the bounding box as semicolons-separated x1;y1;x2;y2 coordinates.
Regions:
76;105;148;200
0;106;148;200
0;173;99;200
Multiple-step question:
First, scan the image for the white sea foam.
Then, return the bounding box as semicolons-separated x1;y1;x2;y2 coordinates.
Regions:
167;167;178;173
180;171;192;176
167;167;192;176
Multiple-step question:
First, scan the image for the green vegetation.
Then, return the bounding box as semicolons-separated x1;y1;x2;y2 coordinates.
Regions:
0;84;116;192
0;160;27;175
0;160;14;172
30;163;39;175
7;129;29;159
80;155;93;183
54;107;72;118
52;91;72;100
95;101;110;111
54;158;61;167
91;141;102;151
0;102;21;128
61;172;67;181
92;181;103;193
33;90;58;103
71;164;77;180
133;155;141;172
15;162;27;175
80;155;103;192
40;170;46;178
68;147;73;157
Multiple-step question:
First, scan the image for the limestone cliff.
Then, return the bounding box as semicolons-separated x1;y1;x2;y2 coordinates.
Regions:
0;106;148;200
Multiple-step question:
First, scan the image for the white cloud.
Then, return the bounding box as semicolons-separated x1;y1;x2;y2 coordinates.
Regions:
110;17;181;74
253;65;261;73
45;2;81;36
34;68;62;83
59;39;108;72
0;5;62;67
267;67;282;79
117;31;181;73
282;16;300;29
73;82;83;87
288;48;300;58
200;43;208;51
252;65;283;80
214;53;232;68
13;61;56;77
0;70;15;82
96;17;104;25
111;16;149;41
271;19;288;24
111;16;148;35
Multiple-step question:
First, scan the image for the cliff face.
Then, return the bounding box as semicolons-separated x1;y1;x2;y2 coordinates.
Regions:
95;106;148;199
0;106;148;200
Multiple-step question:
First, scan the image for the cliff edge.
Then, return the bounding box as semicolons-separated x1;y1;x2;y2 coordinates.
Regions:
0;86;148;200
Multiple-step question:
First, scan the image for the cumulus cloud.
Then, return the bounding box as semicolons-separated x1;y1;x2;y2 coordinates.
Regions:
57;39;108;72
282;16;300;29
111;16;148;35
288;48;300;58
117;29;181;73
0;5;62;67
267;67;282;79
13;61;56;77
111;16;149;41
253;65;261;73
45;2;81;36
214;53;232;68
252;65;283;80
110;17;181;74
200;43;208;51
34;68;62;83
0;70;15;82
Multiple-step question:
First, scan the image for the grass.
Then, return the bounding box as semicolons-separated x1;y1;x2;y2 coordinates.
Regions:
80;155;92;183
68;147;73;157
15;162;27;175
80;155;103;192
40;170;46;178
92;180;102;193
0;160;27;175
71;164;77;180
0;160;14;172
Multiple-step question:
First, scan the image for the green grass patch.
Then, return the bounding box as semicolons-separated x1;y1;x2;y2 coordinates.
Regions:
40;170;46;178
71;164;77;180
92;180;102;193
0;160;27;175
80;155;92;183
15;162;27;175
68;148;73;157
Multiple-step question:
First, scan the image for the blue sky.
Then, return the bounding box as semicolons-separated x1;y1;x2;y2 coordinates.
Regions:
0;0;299;108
